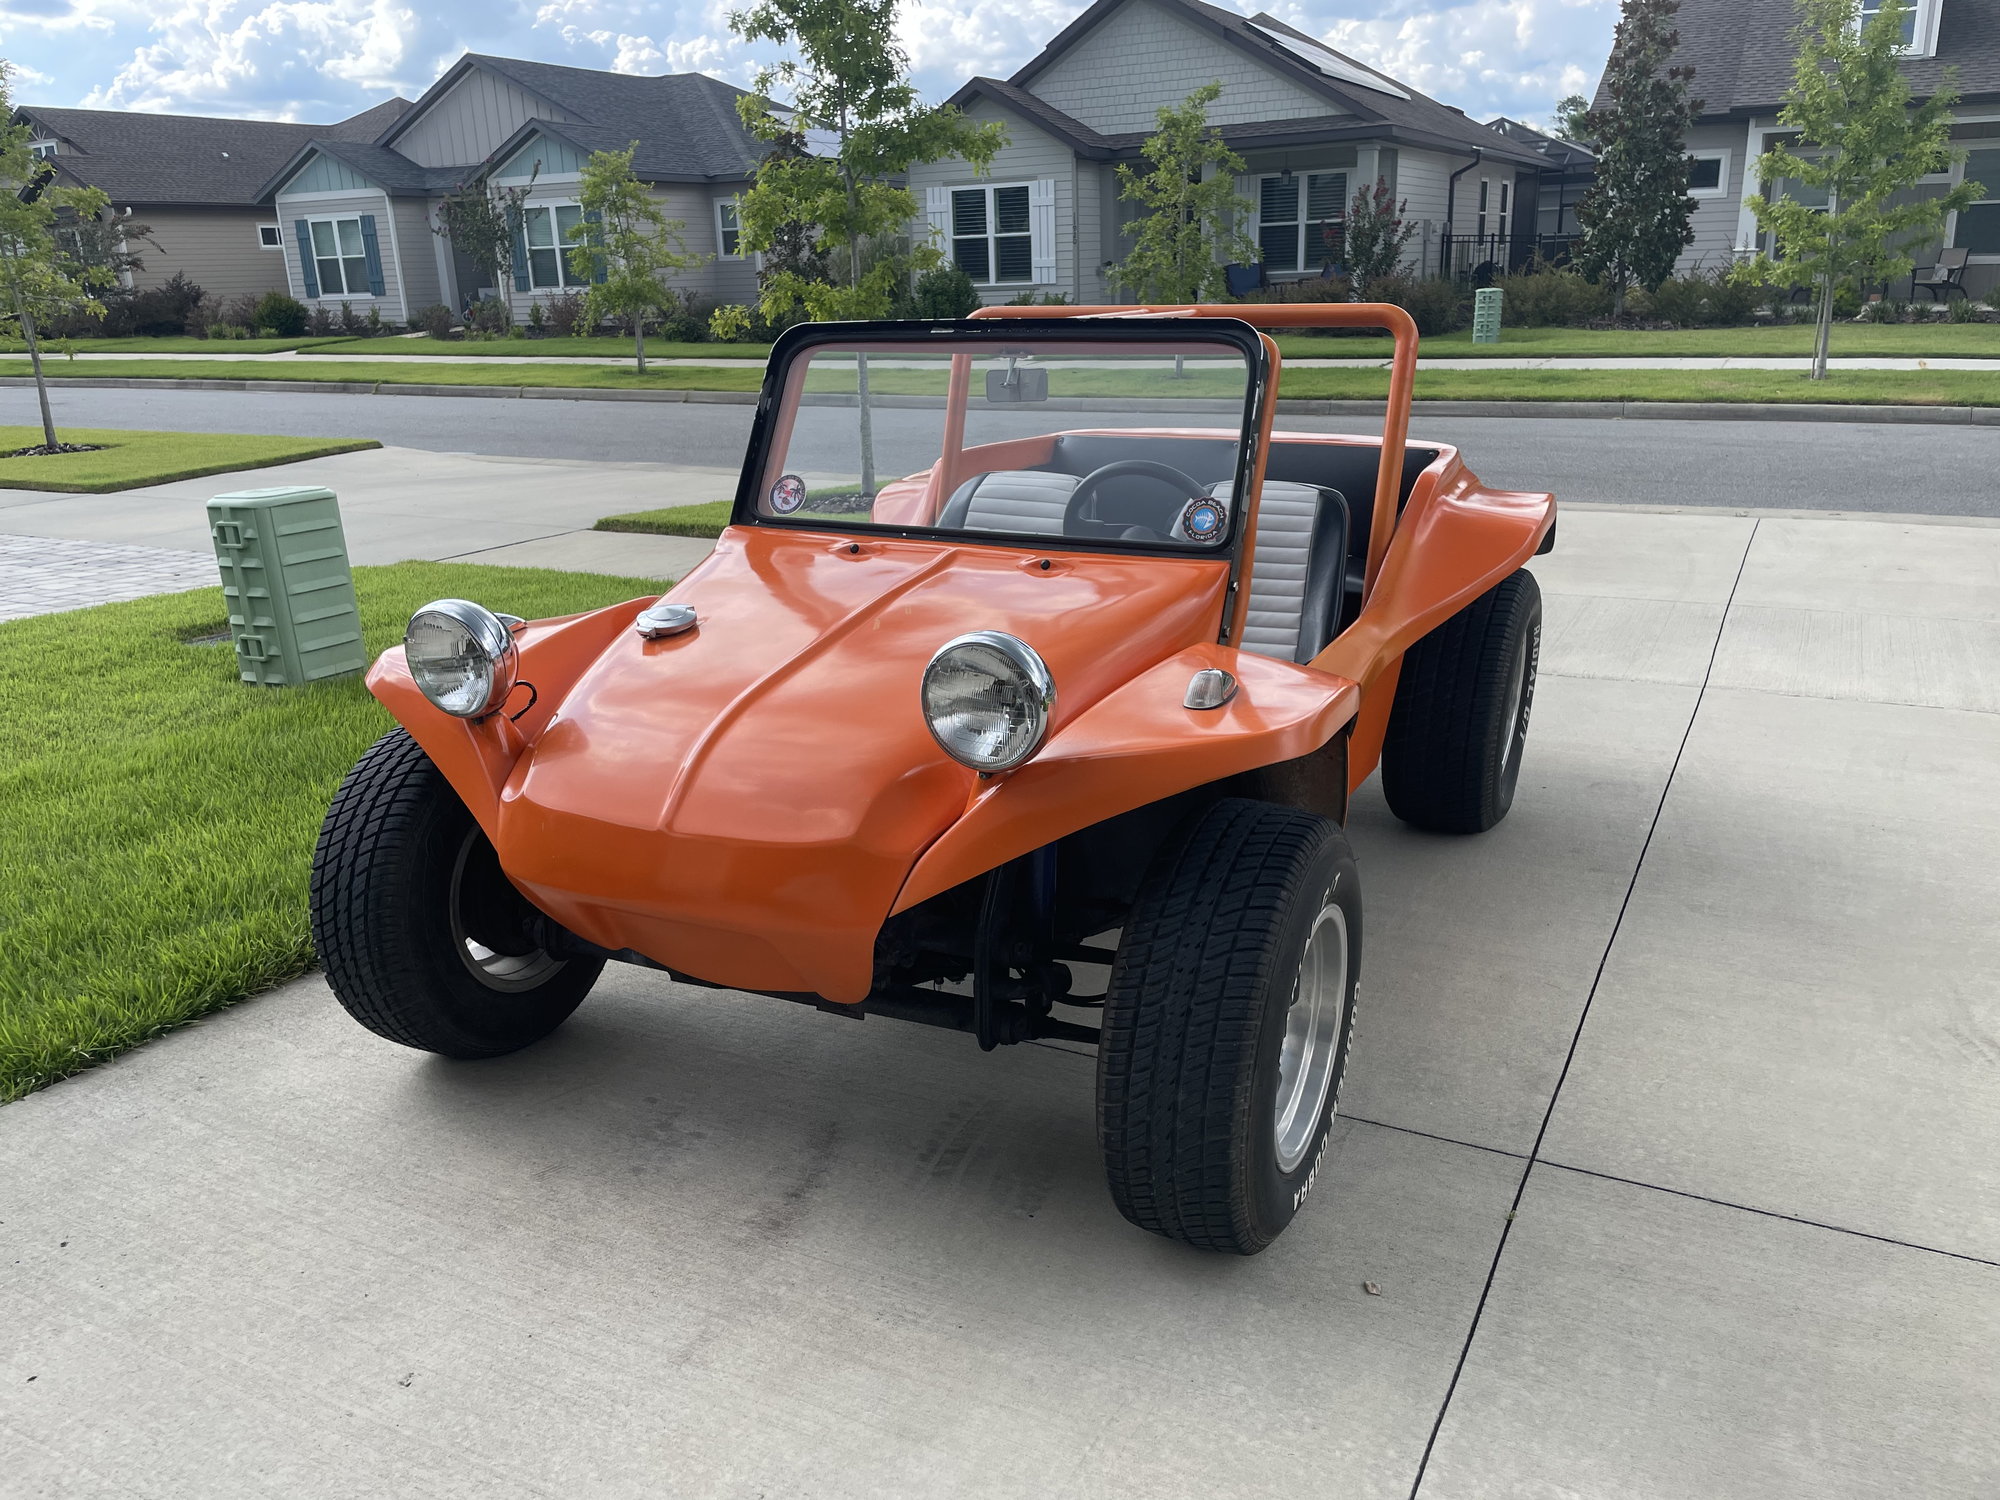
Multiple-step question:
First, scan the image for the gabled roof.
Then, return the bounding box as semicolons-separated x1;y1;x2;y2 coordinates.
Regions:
1591;0;2000;116
1001;0;1544;167
254;138;472;202
15;98;412;207
378;54;765;180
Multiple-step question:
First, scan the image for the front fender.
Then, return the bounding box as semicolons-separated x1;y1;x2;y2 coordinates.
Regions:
364;595;657;839
892;645;1359;914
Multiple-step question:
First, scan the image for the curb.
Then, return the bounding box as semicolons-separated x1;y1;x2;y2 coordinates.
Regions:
3;375;1992;425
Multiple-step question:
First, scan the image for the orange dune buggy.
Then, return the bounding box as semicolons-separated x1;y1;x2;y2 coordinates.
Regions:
311;304;1554;1255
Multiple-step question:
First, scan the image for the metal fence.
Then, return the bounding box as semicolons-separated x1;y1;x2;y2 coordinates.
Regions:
1436;232;1583;282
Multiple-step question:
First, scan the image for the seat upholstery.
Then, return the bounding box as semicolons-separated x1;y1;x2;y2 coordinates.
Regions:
1199;481;1352;663
936;469;1081;534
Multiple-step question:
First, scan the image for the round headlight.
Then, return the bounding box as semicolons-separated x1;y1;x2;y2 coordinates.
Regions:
404;599;519;719
921;631;1055;772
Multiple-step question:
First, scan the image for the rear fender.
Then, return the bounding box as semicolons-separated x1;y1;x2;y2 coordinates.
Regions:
364;596;658;839
892;645;1360;914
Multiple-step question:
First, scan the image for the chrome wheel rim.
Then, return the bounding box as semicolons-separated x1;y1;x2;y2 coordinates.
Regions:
1274;898;1349;1173
1498;632;1529;780
448;830;565;993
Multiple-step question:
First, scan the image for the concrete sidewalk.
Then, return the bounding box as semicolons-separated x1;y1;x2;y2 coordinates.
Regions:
3;505;1995;1496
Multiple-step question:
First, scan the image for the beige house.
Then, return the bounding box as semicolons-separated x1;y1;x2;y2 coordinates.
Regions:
15;100;409;302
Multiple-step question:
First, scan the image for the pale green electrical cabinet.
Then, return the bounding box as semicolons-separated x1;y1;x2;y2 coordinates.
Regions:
207;486;367;686
1471;286;1505;344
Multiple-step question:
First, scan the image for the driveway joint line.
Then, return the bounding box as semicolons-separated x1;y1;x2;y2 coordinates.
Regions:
1535;1159;2000;1268
1338;1113;1531;1162
1405;517;1761;1500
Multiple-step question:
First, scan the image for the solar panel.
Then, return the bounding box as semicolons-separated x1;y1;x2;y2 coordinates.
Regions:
1247;22;1412;101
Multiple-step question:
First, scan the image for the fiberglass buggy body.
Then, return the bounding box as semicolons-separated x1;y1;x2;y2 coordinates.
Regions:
311;303;1555;1255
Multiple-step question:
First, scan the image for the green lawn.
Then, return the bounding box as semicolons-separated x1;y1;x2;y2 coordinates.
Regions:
20;358;767;392
312;334;775;359
597;499;736;537
0;336;350;355
1270;322;2000;360
0;561;665;1102
0;426;380;493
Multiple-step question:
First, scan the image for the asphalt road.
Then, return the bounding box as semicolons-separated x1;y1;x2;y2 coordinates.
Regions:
6;383;1996;516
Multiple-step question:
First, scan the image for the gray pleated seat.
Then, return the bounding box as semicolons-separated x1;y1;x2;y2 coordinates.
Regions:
1193;481;1352;663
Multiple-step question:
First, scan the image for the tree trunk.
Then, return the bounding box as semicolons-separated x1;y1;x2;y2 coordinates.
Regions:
1811;272;1833;381
847;231;876;500
19;304;57;451
635;319;647;376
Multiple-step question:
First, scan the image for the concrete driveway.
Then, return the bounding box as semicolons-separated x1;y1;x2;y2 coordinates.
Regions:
3;507;1997;1497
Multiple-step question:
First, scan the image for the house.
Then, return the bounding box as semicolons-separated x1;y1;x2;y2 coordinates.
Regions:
13;99;410;302
256;54;769;324
1591;0;2000;297
907;0;1548;302
1485;117;1597;248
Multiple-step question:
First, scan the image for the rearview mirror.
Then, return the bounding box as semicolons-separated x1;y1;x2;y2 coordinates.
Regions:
986;366;1049;404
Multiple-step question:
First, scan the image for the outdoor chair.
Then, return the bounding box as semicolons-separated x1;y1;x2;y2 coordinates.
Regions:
1912;247;1969;301
1223;262;1269;297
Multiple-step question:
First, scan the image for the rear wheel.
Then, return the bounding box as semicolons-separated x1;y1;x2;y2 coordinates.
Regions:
1381;568;1541;834
309;729;601;1057
1097;798;1361;1255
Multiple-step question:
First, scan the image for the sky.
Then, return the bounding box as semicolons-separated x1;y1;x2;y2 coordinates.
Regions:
0;0;1617;131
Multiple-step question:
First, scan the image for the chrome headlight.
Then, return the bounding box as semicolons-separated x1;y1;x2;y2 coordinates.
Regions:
404;599;519;719
921;631;1055;771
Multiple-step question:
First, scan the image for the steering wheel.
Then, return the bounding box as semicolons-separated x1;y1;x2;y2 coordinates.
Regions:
1064;460;1207;535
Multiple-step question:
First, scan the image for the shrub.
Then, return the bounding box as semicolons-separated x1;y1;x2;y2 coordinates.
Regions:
1002;290;1071;306
544;291;590;337
1371;274;1467;336
306;304;335;336
466;297;511;335
654;289;711;343
413;303;456;340
366;306;385;336
124;272;206;336
912;261;980;318
528;300;545;332
206;323;252;340
1491;264;1611;327
1946;295;1986;323
253;291;308;337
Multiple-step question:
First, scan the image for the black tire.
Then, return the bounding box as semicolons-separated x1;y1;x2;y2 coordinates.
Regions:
309;728;601;1058
1381;568;1541;835
1097;798;1361;1255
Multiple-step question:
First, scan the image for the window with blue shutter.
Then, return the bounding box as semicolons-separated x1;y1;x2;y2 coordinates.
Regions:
358;214;385;296
292;218;319;298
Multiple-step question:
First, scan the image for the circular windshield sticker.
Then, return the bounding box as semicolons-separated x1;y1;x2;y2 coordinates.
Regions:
770;474;807;514
1180;497;1227;544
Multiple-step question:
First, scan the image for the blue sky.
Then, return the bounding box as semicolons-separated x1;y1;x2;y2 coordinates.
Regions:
0;0;1616;130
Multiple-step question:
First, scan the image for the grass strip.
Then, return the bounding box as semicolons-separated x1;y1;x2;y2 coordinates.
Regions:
15;357;2000;406
0;426;380;493
0;336;350;355
309;334;774;359
0;561;666;1102
1269;322;2000;360
597;499;736;537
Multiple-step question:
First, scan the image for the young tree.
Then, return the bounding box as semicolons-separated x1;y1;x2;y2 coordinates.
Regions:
1738;0;1980;378
1574;0;1703;315
714;0;1005;496
1340;177;1418;295
1109;84;1257;303
0;68;116;451
566;145;707;373
432;169;537;314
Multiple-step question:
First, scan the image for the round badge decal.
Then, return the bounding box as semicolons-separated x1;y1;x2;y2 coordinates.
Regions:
1180;497;1227;544
769;473;807;514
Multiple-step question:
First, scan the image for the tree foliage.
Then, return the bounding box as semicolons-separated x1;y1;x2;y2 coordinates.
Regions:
1340;176;1418;295
566;144;707;372
1575;0;1703;312
1737;0;1979;377
1554;93;1597;147
713;0;1005;330
433;170;537;306
1108;84;1257;303
0;66;117;448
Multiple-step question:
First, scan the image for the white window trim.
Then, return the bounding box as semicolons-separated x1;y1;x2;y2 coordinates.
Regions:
1256;169;1348;275
257;224;282;250
28;140;57;160
715;197;743;260
1951;125;2000;262
302;214;376;300
1859;0;1941;56
523;200;590;291
949;179;1040;287
1688;149;1731;199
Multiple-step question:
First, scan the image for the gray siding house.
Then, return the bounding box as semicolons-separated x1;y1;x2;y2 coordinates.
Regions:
1592;0;2000;296
908;0;1546;303
14;100;408;302
257;54;769;323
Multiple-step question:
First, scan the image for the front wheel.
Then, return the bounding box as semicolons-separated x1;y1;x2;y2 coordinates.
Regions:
1097;798;1362;1255
309;729;601;1058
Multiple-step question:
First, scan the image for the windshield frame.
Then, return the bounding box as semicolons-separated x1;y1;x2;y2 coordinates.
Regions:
729;317;1271;560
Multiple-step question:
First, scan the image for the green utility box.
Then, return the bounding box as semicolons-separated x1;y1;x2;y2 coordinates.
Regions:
1471;286;1504;344
207;486;366;686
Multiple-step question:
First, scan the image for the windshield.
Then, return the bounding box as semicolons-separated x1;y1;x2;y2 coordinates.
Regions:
741;324;1263;552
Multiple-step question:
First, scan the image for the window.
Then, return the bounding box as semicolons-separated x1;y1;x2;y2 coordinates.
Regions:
523;203;586;288
1498;181;1511;241
952;183;1032;284
1956;147;2000;256
716;199;742;258
1475;178;1489;239
1858;0;1932;50
1258;171;1345;272
28;141;56;160
1688;151;1728;197
308;217;371;296
257;224;282;249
